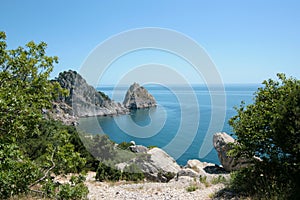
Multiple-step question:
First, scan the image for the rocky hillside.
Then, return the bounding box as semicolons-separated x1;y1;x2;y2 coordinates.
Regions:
55;70;128;117
123;82;156;109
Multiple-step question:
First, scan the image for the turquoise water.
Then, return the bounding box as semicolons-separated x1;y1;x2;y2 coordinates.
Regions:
78;84;259;166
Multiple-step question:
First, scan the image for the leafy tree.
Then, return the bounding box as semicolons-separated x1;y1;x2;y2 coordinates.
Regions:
0;32;87;199
0;32;63;142
229;73;300;199
0;143;40;198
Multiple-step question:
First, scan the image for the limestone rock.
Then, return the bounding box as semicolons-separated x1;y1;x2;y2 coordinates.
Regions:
117;147;180;182
213;132;251;171
123;82;156;109
177;168;199;178
55;70;128;117
129;145;148;153
147;147;181;174
179;159;228;182
186;159;214;176
48;102;78;125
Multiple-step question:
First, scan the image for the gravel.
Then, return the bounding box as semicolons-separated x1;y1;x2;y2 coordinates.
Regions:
85;172;225;200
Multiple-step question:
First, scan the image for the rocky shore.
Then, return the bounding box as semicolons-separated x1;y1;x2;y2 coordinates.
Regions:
82;136;235;200
55;70;129;118
50;71;157;125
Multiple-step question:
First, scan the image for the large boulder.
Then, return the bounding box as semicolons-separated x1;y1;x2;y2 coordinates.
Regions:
55;70;128;117
213;132;251;171
116;147;181;182
129;145;148;153
178;159;228;182
123;82;156;109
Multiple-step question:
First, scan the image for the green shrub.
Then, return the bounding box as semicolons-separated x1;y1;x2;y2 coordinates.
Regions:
117;141;132;150
122;163;144;182
199;175;210;187
98;91;110;101
42;175;88;200
229;74;300;199
56;175;88;200
211;175;227;185
96;162;144;182
96;162;121;181
186;184;198;192
147;145;157;149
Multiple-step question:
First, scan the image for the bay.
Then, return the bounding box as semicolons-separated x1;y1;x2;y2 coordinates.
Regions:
78;84;259;166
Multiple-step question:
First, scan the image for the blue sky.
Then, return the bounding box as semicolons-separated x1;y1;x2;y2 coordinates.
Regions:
1;0;300;84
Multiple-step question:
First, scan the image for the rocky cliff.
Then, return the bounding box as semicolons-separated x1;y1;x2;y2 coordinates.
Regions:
55;70;128;117
123;82;156;109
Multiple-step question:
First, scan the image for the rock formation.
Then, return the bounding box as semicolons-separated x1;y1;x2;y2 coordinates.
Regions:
44;102;78;126
213;132;252;171
116;141;229;182
117;147;181;182
177;159;228;182
123;82;156;109
55;70;128;117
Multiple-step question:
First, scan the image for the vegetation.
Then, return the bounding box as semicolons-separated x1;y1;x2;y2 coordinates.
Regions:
117;141;132;150
95;162;144;182
41;174;88;200
98;91;110;101
199;175;210;187
211;175;227;185
186;183;199;192
157;171;176;182
0;32;88;199
147;145;158;149
228;74;300;199
4;29;299;199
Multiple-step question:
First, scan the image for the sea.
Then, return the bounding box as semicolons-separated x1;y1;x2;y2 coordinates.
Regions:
78;84;260;166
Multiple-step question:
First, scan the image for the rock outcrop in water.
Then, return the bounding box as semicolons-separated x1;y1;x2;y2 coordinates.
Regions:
55;70;128;117
123;82;156;109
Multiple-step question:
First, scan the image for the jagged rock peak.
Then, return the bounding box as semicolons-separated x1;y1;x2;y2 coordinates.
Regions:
55;70;128;117
123;82;156;109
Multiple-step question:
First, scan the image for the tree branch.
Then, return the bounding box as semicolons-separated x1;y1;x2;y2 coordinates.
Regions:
29;147;56;188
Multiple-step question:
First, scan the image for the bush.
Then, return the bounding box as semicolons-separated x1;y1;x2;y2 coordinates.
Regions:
122;163;145;181
117;141;132;150
211;175;227;185
96;162;144;182
229;74;300;199
147;145;157;149
56;175;88;200
186;184;198;192
157;171;175;182
42;175;88;200
199;175;210;187
95;162;122;181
